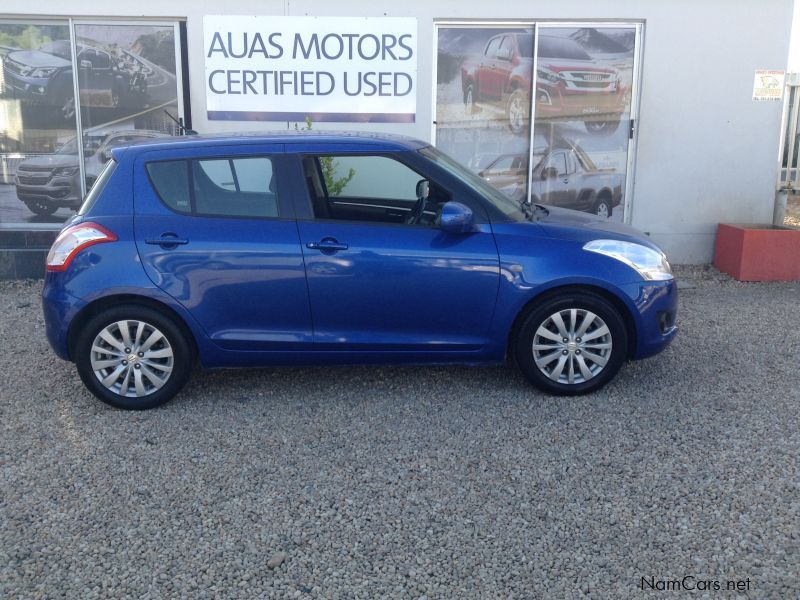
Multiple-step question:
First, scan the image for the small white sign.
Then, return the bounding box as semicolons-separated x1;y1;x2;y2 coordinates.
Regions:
753;69;785;101
203;16;417;122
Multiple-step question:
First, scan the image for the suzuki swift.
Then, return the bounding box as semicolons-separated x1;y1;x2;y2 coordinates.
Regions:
42;132;677;409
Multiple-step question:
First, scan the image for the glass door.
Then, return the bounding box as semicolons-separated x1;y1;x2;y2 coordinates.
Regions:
433;21;643;224
532;23;641;222
72;21;184;197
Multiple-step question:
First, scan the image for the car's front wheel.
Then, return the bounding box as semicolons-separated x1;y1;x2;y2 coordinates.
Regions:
464;83;477;115
74;305;193;409
507;88;528;134
514;291;628;395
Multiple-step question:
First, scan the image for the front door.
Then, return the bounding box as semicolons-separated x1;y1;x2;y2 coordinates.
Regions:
292;152;500;351
133;147;313;351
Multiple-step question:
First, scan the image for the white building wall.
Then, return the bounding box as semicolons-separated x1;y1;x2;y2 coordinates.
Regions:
5;0;795;262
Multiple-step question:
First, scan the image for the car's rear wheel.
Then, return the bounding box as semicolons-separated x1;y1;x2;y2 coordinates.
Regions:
24;199;58;216
74;305;193;409
514;292;628;395
594;197;612;218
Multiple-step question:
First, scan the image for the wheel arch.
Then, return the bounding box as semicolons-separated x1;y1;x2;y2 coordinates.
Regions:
67;293;198;362
507;283;638;360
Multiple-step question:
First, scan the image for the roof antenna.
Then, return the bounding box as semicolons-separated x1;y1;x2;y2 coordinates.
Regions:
164;110;197;135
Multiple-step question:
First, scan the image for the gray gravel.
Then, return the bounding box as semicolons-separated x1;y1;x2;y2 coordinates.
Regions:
1;267;798;598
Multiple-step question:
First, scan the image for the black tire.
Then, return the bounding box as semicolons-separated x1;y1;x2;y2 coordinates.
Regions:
584;118;621;135
594;196;612;218
24;199;58;216
513;291;628;395
74;304;193;409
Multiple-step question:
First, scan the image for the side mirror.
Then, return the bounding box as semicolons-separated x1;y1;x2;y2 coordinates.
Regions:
439;201;474;233
416;179;430;199
80;59;92;69
495;48;512;61
542;166;558;180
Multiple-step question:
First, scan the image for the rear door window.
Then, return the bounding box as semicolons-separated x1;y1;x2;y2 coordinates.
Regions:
146;156;279;218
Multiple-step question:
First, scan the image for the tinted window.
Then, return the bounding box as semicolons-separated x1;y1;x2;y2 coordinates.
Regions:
147;157;278;218
146;160;191;212
194;157;277;217
516;34;534;58
538;35;592;61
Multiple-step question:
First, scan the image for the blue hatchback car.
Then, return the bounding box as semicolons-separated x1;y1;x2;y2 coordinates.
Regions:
43;132;677;409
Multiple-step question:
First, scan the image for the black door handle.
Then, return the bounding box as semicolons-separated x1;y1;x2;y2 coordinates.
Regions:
306;239;348;253
145;234;189;248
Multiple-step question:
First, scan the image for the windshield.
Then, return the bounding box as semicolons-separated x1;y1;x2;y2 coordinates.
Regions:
57;136;104;156
420;146;527;221
38;40;73;60
516;33;534;58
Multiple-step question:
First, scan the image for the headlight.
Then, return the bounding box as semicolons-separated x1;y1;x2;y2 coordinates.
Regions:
53;166;80;176
584;239;673;281
30;67;57;78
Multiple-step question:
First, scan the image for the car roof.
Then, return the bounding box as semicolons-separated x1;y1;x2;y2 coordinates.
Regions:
113;130;429;158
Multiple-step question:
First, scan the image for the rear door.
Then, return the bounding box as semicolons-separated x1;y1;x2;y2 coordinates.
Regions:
133;145;313;351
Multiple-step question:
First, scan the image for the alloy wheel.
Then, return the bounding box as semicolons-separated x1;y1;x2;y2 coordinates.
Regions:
532;308;612;385
90;319;174;397
596;201;610;218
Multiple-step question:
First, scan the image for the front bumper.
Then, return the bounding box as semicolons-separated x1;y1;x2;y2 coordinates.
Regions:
2;69;52;101
621;278;678;360
16;173;81;206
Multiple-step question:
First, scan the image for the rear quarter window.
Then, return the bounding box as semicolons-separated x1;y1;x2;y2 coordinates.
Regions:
146;160;191;213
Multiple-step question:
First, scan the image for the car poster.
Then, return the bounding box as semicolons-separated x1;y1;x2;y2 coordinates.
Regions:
0;21;181;227
435;25;637;222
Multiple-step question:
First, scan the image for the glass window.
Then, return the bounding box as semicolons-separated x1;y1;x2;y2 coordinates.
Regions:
322;155;420;202
304;154;450;225
434;26;534;206
546;152;568;176
0;20;185;229
193;157;278;218
146;160;190;212
73;22;183;203
0;19;78;226
485;36;501;57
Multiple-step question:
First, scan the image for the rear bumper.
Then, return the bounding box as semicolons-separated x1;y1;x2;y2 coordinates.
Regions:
42;275;86;361
621;279;678;360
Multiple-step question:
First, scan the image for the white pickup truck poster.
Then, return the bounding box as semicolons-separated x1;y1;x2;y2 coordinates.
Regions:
203;16;417;122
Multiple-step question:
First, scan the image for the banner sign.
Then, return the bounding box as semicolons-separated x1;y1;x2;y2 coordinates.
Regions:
203;16;417;122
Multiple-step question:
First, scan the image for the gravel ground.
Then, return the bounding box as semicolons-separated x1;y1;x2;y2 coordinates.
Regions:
784;194;800;228
1;268;798;599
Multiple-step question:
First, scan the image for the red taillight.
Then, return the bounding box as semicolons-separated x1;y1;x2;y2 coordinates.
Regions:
46;222;117;272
